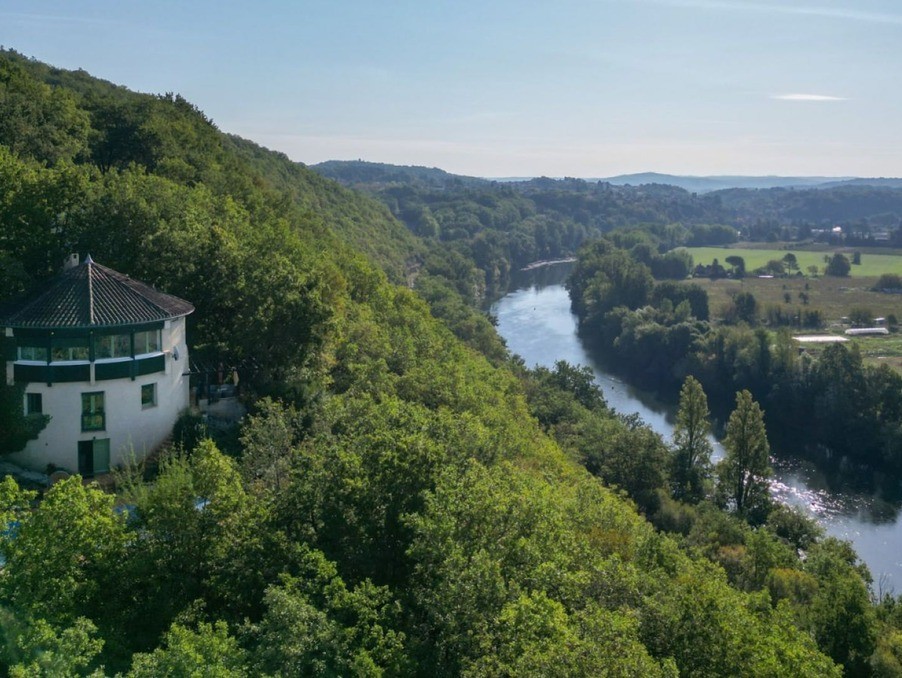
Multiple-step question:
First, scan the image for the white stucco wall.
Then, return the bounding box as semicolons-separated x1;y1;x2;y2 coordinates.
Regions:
7;317;190;473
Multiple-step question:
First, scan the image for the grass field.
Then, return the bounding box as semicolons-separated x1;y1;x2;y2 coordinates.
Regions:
683;246;902;277
692;274;902;371
693;275;902;324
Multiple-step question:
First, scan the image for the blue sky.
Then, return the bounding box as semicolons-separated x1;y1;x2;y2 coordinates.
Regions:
2;0;900;177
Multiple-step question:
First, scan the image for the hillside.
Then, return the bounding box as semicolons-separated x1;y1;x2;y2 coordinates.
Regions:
313;159;488;190
0;51;891;675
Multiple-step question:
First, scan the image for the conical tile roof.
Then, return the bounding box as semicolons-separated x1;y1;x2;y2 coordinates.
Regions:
0;256;194;329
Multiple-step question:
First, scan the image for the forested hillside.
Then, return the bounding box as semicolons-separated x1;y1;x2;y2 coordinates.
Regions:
315;161;902;297
1;50;899;676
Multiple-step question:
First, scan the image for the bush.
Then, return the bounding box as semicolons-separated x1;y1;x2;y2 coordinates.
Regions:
875;273;902;291
849;307;874;327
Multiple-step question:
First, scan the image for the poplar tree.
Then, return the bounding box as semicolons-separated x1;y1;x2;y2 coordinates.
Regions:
717;390;772;520
671;376;713;502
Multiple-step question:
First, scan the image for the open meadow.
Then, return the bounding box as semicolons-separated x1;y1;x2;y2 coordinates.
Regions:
683;246;902;277
692;274;902;370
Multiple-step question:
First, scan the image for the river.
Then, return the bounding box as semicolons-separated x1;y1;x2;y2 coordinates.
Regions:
491;264;902;591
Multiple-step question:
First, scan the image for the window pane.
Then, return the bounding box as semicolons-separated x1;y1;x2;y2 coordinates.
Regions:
26;393;42;415
134;330;161;354
94;334;130;359
141;383;156;408
94;335;113;359
81;392;105;431
51;345;89;362
113;334;131;358
18;345;48;361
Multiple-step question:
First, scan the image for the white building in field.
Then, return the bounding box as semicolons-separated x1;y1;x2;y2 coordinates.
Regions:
1;256;194;476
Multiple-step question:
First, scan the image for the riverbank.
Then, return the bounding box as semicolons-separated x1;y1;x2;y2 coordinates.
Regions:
492;275;902;589
519;257;577;272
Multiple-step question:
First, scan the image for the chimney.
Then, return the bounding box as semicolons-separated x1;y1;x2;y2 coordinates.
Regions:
63;253;80;271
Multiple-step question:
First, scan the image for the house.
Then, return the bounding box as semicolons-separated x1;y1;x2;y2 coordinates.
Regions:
1;255;194;476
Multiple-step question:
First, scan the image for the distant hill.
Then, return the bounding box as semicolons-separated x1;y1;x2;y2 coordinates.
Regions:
816;177;902;190
596;173;849;193
312;159;487;189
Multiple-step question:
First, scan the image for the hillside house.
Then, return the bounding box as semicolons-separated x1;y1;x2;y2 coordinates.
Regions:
1;256;193;476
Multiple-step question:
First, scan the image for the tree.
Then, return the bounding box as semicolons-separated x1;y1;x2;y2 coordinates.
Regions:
0;382;49;455
726;291;758;325
725;255;745;277
825;253;851;277
781;252;799;273
0;476;127;624
671;376;713;502
716;390;772;520
127;621;247;677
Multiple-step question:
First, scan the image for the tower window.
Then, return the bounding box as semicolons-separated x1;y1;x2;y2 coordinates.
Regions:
81;392;105;431
141;383;157;408
25;393;42;415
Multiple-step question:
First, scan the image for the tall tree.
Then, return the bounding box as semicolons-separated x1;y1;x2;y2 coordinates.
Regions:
671;376;713;502
716;390;772;520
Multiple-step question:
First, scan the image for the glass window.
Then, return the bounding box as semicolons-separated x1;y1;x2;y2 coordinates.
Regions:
81;392;105;431
134;330;161;355
141;383;157;408
25;393;42;415
94;334;131;359
52;345;89;362
17;345;48;361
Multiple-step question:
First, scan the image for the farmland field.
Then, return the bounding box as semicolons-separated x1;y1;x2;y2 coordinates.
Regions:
690;274;902;371
692;275;902;324
683;246;902;277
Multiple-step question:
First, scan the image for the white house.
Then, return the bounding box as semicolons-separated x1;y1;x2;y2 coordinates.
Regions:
1;255;194;476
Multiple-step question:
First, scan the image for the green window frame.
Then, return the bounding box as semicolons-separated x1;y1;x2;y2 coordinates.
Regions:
81;392;105;432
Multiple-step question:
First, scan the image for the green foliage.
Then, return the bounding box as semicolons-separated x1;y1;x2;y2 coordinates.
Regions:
3;616;104;678
725;290;759;325
0;50;871;676
875;272;902;291
0;58;90;165
127;621;247;677
0;477;127;627
849;306;875;326
0;381;49;455
671;376;713;502
251;549;407;676
826;252;851;277
716;390;772;520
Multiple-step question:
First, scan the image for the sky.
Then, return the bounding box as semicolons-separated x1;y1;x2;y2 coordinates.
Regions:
1;0;900;178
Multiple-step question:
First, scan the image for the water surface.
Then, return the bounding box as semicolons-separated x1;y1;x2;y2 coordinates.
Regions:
492;269;902;590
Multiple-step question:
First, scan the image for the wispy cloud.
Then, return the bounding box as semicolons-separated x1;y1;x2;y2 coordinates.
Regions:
640;0;902;27
771;93;846;101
